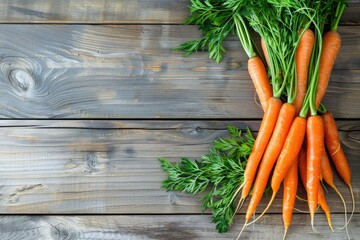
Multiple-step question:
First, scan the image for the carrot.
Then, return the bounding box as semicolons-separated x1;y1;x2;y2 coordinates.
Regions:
243;116;306;228
322;112;351;185
244;103;295;220
315;31;341;109
319;164;323;183
322;111;355;227
299;146;333;232
271;116;307;198
321;150;349;237
294;29;315;115
282;159;298;240
318;184;334;232
321;151;334;189
238;97;282;205
261;38;270;67
248;56;273;111
298;144;307;187
306;115;324;231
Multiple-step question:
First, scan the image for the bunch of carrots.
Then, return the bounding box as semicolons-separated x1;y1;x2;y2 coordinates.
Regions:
232;1;355;239
170;0;354;239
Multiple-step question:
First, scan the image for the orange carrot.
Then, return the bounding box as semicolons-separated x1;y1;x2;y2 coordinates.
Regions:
306;115;324;230
244;116;306;226
248;56;273;111
318;184;334;232
315;31;341;109
294;29;315;115
296;145;309;204
239;97;282;204
299;146;333;231
319;161;323;183
321;151;334;188
322;112;351;185
298;144;307;187
322;111;355;226
244;103;295;220
282;159;298;239
261;39;270;67
321;150;349;236
271;116;307;196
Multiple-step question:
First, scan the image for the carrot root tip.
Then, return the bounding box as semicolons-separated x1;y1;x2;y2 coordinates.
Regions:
339;184;355;230
296;195;307;202
282;227;289;240
236;220;248;240
247;192;276;225
293;207;310;214
311;216;319;234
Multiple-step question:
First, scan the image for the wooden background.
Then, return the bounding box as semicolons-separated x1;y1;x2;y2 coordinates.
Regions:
0;1;359;239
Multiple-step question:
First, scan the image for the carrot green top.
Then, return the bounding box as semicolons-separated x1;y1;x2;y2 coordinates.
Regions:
175;1;257;63
299;0;348;118
175;0;348;116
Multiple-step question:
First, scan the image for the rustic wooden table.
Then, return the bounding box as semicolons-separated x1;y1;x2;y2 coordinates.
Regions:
0;1;359;239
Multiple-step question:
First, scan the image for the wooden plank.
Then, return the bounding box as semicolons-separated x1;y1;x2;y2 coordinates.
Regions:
0;0;187;24
0;25;358;119
0;120;358;214
0;214;358;240
342;2;360;25
0;0;359;25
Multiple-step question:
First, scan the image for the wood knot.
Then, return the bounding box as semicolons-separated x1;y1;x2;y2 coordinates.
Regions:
169;192;177;205
8;69;34;92
84;152;99;174
50;223;77;240
0;56;43;100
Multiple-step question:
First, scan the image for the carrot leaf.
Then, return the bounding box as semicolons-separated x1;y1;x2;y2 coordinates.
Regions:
159;124;255;232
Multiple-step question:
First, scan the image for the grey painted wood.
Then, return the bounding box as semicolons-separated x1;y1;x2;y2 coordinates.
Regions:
0;0;358;24
0;25;358;119
0;1;358;239
0;120;358;214
342;2;360;25
0;0;188;24
0;214;358;240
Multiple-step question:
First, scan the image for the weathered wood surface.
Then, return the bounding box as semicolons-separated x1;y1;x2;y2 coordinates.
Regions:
0;0;187;24
0;0;359;25
0;25;359;119
0;214;358;240
0;2;359;240
0;120;358;214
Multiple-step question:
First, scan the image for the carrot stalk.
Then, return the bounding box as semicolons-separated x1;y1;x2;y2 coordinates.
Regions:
261;38;270;67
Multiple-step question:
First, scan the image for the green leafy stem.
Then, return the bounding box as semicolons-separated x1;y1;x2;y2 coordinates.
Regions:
159;125;255;233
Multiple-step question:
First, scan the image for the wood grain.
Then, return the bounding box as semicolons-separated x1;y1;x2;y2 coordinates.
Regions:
0;25;358;119
0;0;359;25
0;0;187;24
0;1;358;239
0;120;358;214
0;214;358;240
